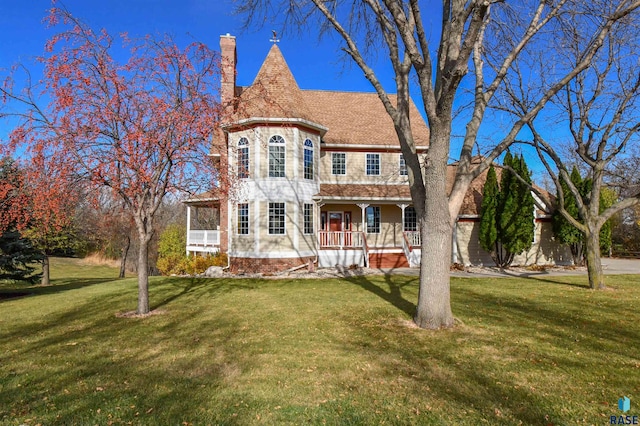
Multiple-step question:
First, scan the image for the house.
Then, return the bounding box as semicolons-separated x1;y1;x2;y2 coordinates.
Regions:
184;34;570;272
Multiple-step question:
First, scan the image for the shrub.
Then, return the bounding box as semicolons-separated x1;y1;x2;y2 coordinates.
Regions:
157;252;228;276
158;224;187;258
188;252;228;274
157;253;187;276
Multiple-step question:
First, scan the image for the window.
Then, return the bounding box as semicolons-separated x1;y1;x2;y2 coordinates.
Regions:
303;139;314;180
268;135;285;177
365;206;380;234
237;203;249;235
366;153;380;175
321;212;327;231
399;154;408;176
404;206;417;231
237;137;249;179
332;152;346;175
303;203;313;234
268;202;286;234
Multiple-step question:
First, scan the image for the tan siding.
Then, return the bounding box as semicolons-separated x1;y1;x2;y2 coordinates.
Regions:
320;151;408;185
456;220;573;266
456;221;494;266
230;202;256;253
513;221;573;266
365;204;403;247
258;201;295;252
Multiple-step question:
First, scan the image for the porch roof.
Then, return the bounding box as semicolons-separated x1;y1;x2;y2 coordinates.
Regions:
315;184;411;203
315;180;493;217
183;191;221;207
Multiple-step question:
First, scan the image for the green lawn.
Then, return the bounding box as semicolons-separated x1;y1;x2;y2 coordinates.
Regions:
1;258;638;425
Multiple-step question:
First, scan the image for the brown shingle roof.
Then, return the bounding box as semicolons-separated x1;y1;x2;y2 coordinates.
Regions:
301;90;430;147
446;163;552;216
317;184;411;200
230;46;430;147
233;45;315;122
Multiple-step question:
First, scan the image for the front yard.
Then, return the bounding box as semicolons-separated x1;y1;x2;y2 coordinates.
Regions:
0;258;638;425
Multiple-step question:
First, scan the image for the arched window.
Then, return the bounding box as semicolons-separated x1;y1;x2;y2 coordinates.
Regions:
303;138;314;180
268;135;285;177
237;137;249;179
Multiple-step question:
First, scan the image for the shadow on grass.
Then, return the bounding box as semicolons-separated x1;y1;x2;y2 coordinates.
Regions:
494;269;592;288
151;276;260;311
332;279;635;424
0;278;117;302
342;273;417;317
0;286;254;424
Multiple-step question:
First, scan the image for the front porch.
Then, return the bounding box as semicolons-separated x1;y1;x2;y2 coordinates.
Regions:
184;196;221;255
316;203;422;268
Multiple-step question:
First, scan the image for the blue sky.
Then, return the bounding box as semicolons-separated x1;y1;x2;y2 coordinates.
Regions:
1;0;548;178
0;1;395;100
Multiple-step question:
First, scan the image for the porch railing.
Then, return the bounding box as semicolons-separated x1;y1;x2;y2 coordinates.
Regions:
187;230;220;246
403;231;421;248
319;231;364;248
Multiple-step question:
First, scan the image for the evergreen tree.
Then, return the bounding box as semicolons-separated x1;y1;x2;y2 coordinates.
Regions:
0;230;43;283
507;154;535;255
483;152;535;267
479;165;499;255
496;152;517;266
0;158;43;283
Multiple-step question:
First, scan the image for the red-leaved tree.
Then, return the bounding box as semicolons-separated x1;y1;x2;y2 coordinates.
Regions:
21;145;80;285
1;5;220;313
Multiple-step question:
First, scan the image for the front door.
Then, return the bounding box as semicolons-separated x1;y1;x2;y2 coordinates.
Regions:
329;212;343;246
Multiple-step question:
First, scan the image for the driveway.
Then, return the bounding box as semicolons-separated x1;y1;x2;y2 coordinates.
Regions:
379;258;640;278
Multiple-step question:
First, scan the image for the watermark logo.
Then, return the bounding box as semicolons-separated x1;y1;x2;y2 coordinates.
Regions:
610;396;637;425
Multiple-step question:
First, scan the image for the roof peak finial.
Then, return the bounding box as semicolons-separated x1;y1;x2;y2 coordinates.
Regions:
270;30;280;44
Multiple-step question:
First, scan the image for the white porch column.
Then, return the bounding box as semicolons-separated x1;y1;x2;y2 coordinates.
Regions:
316;202;325;249
356;203;369;233
397;203;408;248
396;203;408;232
186;206;191;255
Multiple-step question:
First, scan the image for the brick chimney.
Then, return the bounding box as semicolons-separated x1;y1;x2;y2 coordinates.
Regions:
220;33;236;106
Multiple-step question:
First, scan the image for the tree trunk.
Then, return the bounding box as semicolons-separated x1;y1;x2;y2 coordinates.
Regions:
584;226;605;290
414;124;455;330
570;242;585;266
137;234;150;314
119;236;130;279
415;218;454;329
41;254;50;286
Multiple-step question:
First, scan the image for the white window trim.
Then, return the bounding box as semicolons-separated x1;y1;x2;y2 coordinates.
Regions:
303;203;314;235
268;202;287;235
237;137;249;179
236;202;249;235
365;205;381;234
331;152;347;176
366;153;381;176
268;135;286;178
399;153;408;176
303;139;314;180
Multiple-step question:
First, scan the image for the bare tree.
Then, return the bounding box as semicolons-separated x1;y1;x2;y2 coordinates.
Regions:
237;0;640;329
512;15;640;289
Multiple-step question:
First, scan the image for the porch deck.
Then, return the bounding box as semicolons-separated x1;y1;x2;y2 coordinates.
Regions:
186;229;220;254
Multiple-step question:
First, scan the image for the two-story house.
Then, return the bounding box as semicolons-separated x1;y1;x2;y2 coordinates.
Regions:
184;35;569;273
